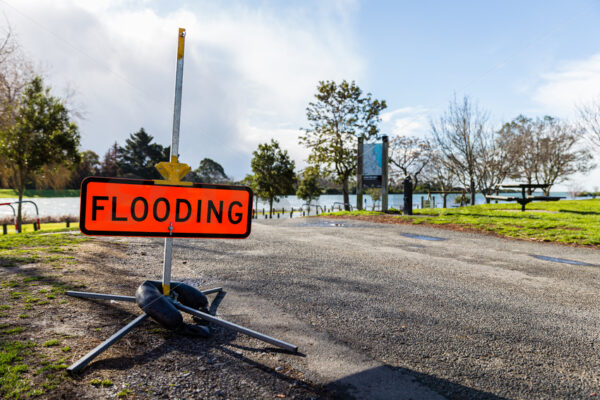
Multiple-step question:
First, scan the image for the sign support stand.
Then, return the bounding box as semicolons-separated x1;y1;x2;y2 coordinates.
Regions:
65;28;298;374
161;27;186;296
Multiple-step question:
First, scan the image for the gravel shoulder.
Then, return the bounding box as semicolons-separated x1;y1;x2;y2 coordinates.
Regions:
1;238;329;399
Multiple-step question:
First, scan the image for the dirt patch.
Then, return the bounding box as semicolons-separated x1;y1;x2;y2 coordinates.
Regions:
0;238;330;399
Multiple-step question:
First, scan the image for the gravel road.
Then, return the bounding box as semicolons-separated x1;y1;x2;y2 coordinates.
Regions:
124;217;600;399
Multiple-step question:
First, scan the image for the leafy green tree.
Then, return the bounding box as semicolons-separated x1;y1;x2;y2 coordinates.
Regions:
118;128;169;179
0;76;80;228
192;158;229;183
366;187;381;210
296;167;321;205
241;173;260;213
300;80;386;210
69;150;100;188
250;139;296;217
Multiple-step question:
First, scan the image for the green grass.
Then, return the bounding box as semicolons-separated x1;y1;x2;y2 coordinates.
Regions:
117;388;133;398
42;339;59;348
324;199;600;247
0;189;79;198
0;230;87;267
1;222;79;235
0;340;35;399
0;231;89;398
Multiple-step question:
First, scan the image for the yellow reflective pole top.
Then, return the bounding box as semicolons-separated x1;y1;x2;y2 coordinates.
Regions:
177;28;186;60
155;156;193;186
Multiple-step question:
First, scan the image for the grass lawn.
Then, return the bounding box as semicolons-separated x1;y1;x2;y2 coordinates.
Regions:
324;199;600;247
0;230;89;398
1;223;79;235
0;189;80;198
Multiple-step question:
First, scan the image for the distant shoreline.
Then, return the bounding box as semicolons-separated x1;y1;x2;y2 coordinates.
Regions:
0;189;80;198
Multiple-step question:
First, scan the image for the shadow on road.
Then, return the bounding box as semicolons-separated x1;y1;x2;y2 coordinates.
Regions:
326;364;508;400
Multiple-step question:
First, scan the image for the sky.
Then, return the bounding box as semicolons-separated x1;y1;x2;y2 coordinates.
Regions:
2;0;600;190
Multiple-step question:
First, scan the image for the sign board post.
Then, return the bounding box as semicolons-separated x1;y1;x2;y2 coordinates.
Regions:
356;136;364;210
65;28;297;374
381;135;389;212
360;136;389;211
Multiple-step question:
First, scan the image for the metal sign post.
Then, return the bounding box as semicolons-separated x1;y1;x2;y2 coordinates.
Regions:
162;27;186;296
66;28;298;374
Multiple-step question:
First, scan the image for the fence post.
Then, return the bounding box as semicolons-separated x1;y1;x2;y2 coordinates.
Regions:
2;224;6;235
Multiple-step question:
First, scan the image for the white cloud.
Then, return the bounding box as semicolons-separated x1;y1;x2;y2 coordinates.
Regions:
380;106;430;138
2;0;364;179
530;54;600;190
532;53;600;117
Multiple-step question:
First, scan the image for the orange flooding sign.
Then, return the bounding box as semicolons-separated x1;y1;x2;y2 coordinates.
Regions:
80;177;253;238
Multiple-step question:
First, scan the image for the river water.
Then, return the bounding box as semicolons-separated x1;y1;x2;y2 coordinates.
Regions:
0;192;581;219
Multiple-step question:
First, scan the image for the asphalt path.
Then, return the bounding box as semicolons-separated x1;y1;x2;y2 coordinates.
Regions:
132;217;600;399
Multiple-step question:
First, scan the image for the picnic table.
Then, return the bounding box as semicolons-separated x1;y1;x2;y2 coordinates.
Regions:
485;183;565;211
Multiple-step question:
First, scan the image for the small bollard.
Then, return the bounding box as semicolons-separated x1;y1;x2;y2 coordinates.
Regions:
264;214;267;219
277;212;280;219
302;211;305;216
66;220;70;228
403;176;413;215
2;224;6;235
33;223;37;231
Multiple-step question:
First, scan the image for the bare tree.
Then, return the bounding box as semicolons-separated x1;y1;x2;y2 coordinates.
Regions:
497;115;538;193
0;28;33;128
424;150;457;208
475;128;514;202
389;135;432;189
533;117;595;195
579;98;600;149
430;95;487;205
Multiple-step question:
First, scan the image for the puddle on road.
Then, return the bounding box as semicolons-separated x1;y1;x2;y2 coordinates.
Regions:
530;255;595;267
400;233;447;241
295;220;384;228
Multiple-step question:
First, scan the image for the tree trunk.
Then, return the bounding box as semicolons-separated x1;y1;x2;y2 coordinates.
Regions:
269;197;273;218
442;193;448;208
544;186;551;196
342;178;350;211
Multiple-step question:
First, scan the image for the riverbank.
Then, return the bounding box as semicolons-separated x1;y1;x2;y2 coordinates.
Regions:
0;189;80;198
323;199;600;248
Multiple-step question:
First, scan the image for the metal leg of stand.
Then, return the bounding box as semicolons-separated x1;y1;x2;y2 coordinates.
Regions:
174;301;298;353
66;291;136;302
66;287;223;303
201;287;223;295
67;313;149;374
